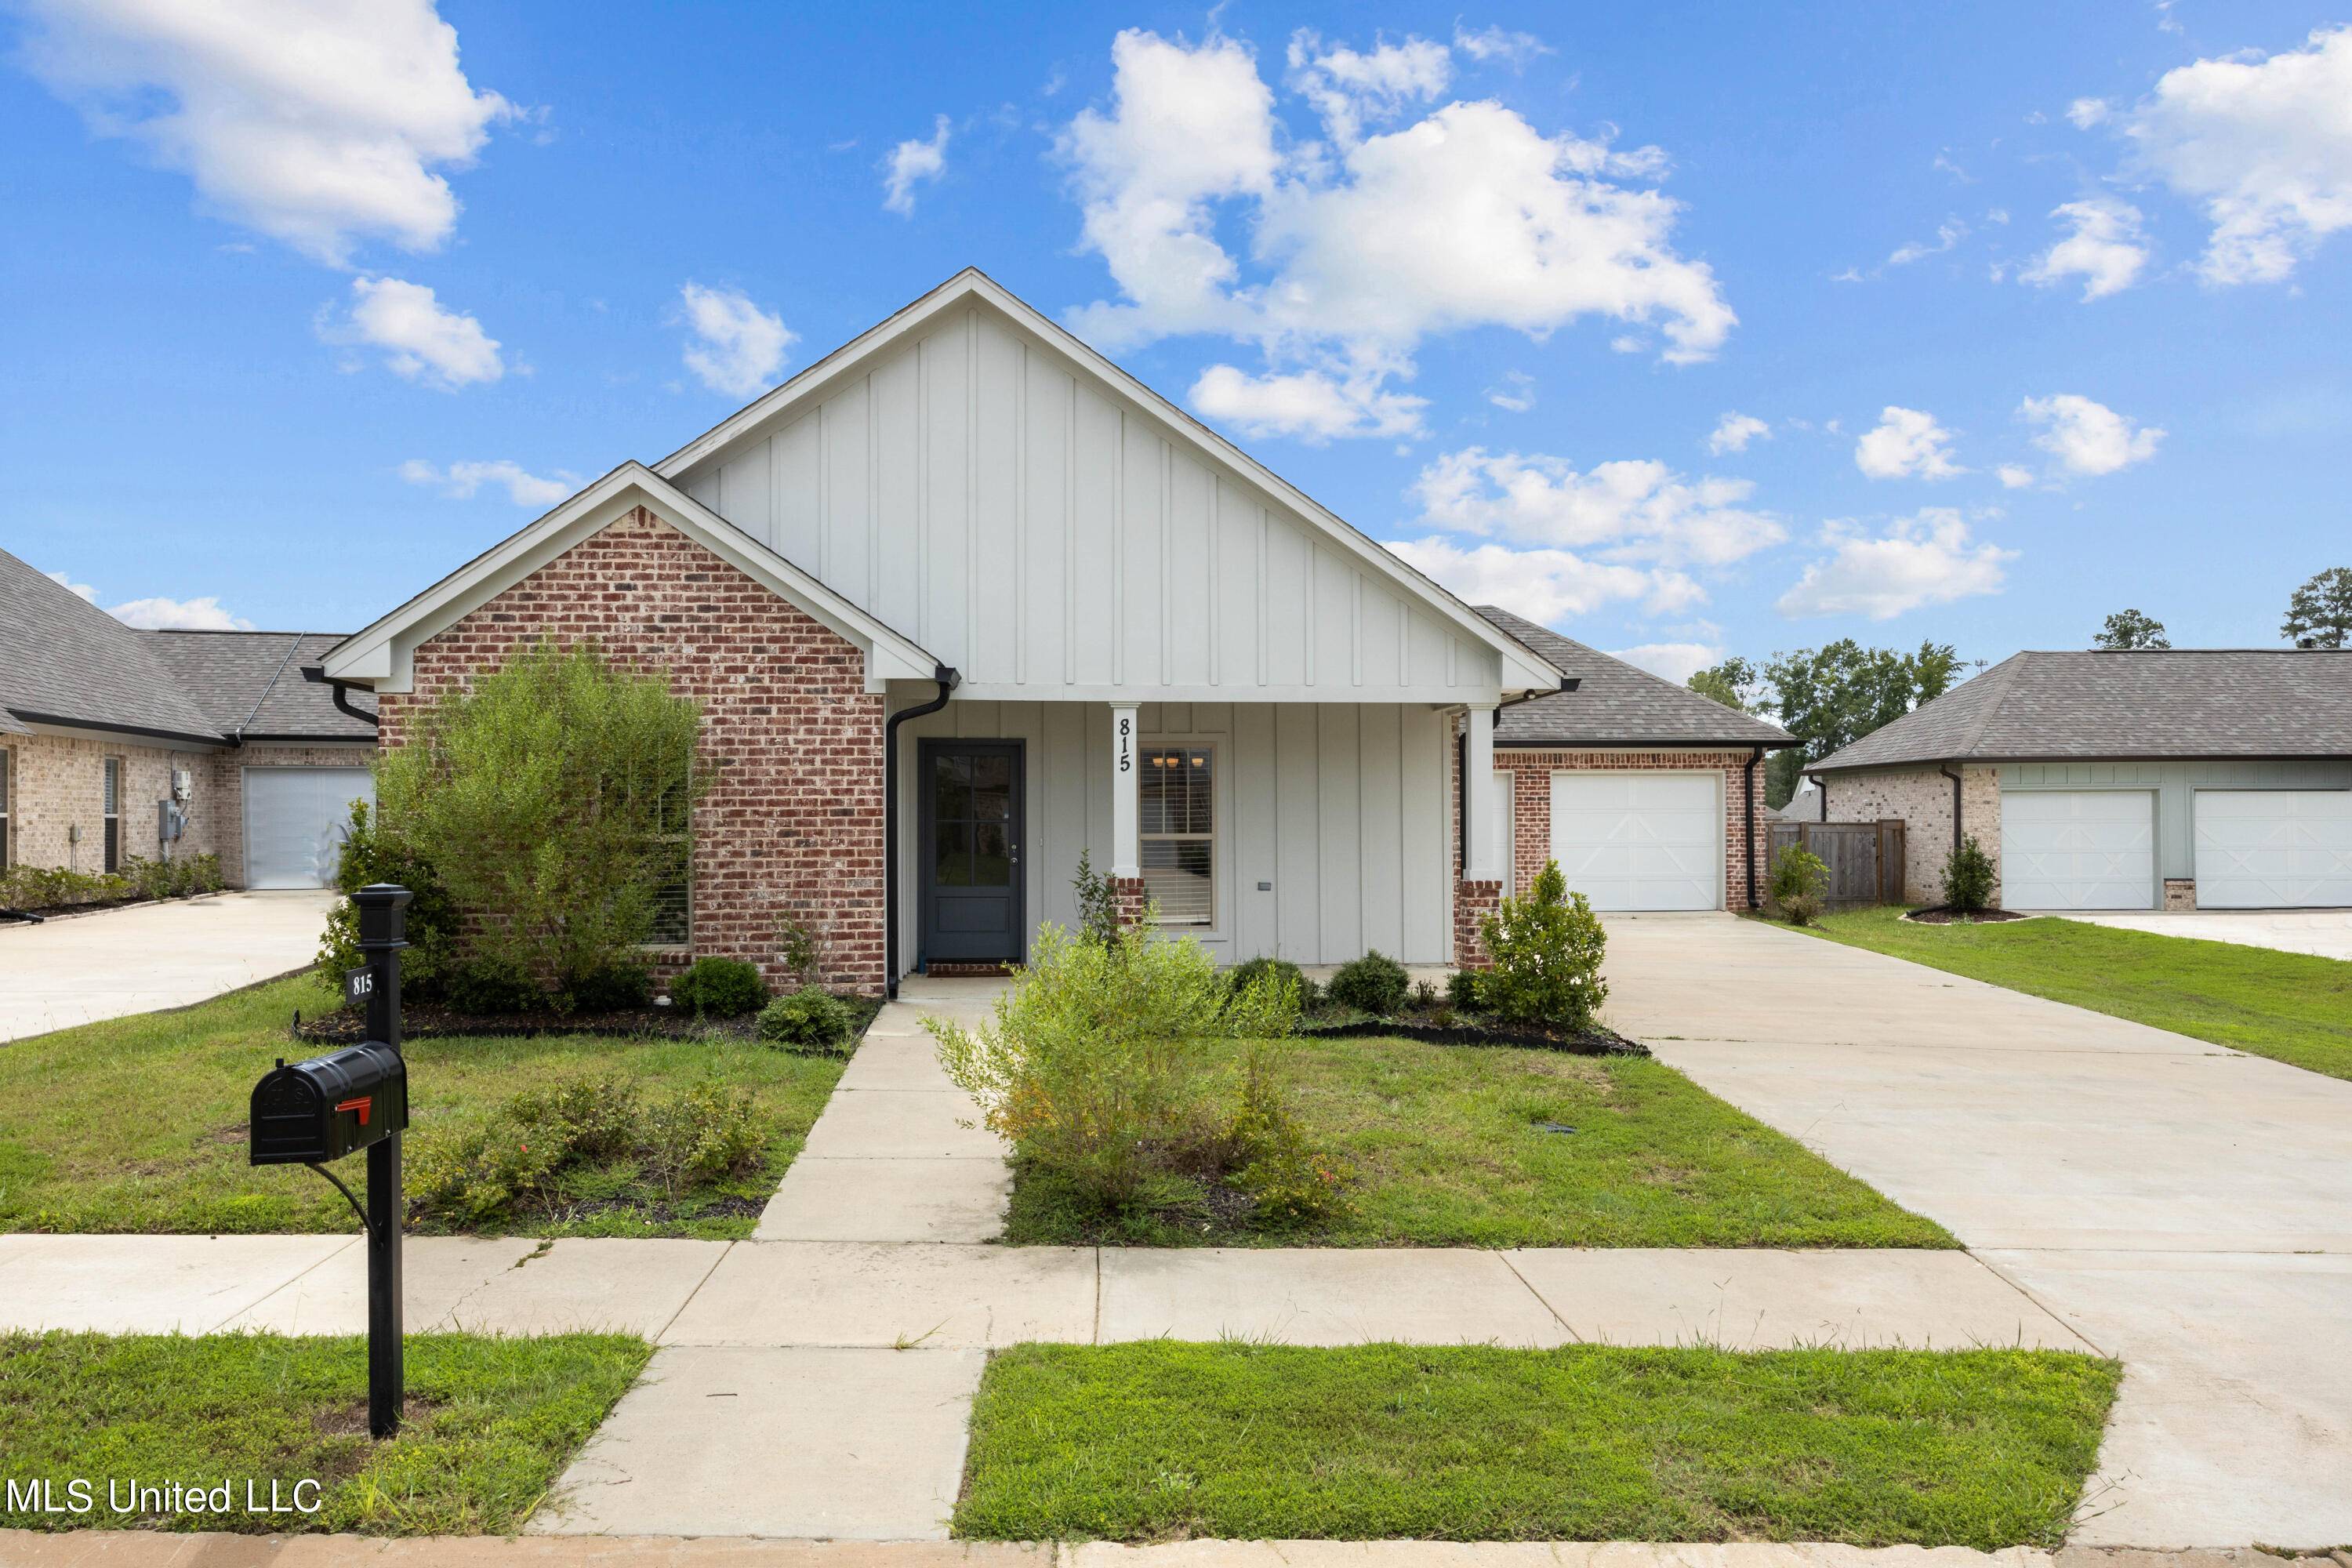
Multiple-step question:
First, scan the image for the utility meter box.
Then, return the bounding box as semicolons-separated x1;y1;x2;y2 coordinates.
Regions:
249;1043;408;1165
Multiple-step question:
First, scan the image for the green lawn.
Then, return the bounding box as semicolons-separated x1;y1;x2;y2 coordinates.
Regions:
0;973;844;1237
955;1341;2119;1547
1003;1034;1954;1249
1786;906;2352;1082
0;1330;648;1534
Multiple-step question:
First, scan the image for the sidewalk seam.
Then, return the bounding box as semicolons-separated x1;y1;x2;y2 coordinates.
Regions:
1498;1249;1582;1344
206;1233;364;1333
652;1239;736;1345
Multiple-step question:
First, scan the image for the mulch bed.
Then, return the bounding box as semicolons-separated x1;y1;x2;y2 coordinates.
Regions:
1297;1015;1650;1058
292;994;882;1047
1904;906;2034;925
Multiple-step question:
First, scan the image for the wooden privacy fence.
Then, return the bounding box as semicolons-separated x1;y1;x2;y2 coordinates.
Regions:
1766;818;1907;908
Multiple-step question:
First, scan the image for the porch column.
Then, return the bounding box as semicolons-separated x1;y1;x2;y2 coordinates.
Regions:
1463;703;1500;881
1109;705;1140;877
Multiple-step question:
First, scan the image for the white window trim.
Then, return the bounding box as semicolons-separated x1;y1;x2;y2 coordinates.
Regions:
1138;735;1225;938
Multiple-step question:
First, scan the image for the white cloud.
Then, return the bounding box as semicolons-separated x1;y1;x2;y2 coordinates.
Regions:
107;594;256;631
2019;198;2149;299
2018;394;2164;475
15;0;515;267
1776;510;2015;620
1708;412;1770;455
1997;464;2036;489
399;458;575;507
1387;535;1702;621
678;283;794;399
324;275;503;387
43;568;98;603
882;114;951;215
1853;406;1963;480
1889;219;1966;266
2120;26;2352;284
1058;29;1733;437
1189;364;1426;440
1486;370;1535;412
1411;447;1785;567
1609;641;1721;684
2067;97;2112;130
1451;23;1552;67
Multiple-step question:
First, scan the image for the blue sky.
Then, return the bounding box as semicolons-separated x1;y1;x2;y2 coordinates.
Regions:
3;1;2347;682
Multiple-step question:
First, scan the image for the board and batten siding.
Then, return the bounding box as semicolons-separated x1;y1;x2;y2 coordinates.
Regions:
675;305;1499;704
891;698;1454;969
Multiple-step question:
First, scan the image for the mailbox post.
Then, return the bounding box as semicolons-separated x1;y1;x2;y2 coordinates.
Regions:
249;883;410;1439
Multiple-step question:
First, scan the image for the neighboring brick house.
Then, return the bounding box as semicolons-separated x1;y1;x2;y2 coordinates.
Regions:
321;270;1809;996
1809;649;2352;910
0;547;377;893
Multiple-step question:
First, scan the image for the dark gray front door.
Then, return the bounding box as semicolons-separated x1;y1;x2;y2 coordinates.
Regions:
920;740;1024;964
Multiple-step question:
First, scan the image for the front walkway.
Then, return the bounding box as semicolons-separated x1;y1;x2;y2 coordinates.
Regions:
1603;913;2352;1550
0;888;337;1041
2058;908;2352;962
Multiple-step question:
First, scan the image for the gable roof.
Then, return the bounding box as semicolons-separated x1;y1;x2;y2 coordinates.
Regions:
146;631;377;742
321;463;942;691
0;546;222;742
1475;608;1795;748
1813;648;2352;771
655;268;1565;695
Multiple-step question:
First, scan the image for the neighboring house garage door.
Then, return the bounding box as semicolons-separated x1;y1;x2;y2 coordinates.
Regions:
2000;790;2154;909
1548;772;1719;910
245;767;374;889
2194;790;2352;909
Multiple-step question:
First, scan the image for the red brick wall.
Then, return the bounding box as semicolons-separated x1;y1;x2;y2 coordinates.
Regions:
379;506;887;995
1454;879;1501;967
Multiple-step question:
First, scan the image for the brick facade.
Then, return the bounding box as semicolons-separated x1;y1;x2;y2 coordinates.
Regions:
1453;878;1501;967
2163;877;2197;911
0;731;216;876
380;506;889;996
1819;763;2002;905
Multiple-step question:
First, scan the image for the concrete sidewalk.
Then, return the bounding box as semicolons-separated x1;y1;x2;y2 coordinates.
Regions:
0;889;337;1042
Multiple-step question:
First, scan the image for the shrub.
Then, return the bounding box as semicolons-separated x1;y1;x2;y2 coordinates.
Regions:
1326;949;1410;1014
670;956;769;1018
1477;858;1610;1033
1227;1042;1354;1228
1446;968;1483;1011
317;798;459;1000
372;640;706;1003
2;865;125;911
1768;844;1831;927
757;987;855;1053
1411;979;1437;1008
641;1082;765;1193
1943;835;1997;914
444;958;546;1016
1225;955;1312;1011
929;912;1302;1210
564;963;654;1013
1070;848;1123;949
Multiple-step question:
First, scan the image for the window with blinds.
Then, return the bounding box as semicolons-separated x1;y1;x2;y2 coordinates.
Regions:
1140;746;1214;927
0;749;10;868
103;757;122;874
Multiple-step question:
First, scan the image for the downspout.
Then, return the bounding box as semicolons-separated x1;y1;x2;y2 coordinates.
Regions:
1744;746;1762;909
1809;771;1828;822
326;681;380;730
1937;764;1964;853
884;665;960;999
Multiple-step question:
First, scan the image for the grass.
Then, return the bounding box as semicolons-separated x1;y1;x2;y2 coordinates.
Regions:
1784;906;2352;1083
0;1330;648;1534
1002;1034;1954;1249
0;972;844;1238
954;1341;2121;1548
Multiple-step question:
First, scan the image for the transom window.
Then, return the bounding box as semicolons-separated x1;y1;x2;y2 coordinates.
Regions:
1140;746;1214;927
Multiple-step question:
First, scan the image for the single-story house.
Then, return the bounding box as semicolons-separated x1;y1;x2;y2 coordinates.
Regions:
0;546;379;889
1808;648;2352;910
320;269;1784;996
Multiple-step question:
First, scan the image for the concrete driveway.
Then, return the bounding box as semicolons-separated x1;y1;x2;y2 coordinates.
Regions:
1602;913;2352;1551
0;890;336;1043
2059;909;2352;962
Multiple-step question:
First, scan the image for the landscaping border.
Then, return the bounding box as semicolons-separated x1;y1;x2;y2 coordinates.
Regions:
292;996;883;1050
1298;1018;1649;1057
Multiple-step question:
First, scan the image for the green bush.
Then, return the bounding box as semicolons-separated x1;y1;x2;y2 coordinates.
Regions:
1446;968;1483;1011
1228;1042;1354;1228
1325;949;1409;1014
1;864;126;910
757;987;855;1053
564;963;654;1013
372;640;706;1004
1769;844;1831;927
670;956;769;1018
930;911;1305;1211
1943;835;1998;914
1225;955;1312;1010
1070;848;1123;949
408;1073;765;1223
1477;859;1610;1033
443;958;546;1016
317;799;459;1000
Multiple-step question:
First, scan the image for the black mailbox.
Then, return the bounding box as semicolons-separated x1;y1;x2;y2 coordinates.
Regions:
249;1043;408;1166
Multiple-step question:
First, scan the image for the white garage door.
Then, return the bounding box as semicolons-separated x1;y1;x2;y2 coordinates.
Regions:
2000;790;2154;909
1549;772;1719;910
2194;791;2352;909
245;767;374;889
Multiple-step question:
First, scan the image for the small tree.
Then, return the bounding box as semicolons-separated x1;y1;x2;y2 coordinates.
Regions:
1069;848;1123;949
1942;835;1997;914
2094;609;2170;650
2282;567;2352;649
375;641;706;1000
1477;858;1609;1033
1767;844;1830;926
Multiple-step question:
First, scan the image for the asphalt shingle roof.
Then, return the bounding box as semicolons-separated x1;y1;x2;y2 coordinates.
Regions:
1475;607;1796;749
1813;648;2352;770
146;631;377;741
0;547;223;741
